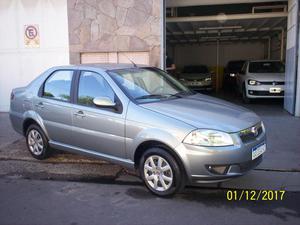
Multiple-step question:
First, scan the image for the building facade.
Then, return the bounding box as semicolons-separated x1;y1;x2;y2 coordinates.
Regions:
0;0;163;112
68;0;162;66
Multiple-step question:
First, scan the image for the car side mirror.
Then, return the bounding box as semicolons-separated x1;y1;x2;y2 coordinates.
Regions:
93;97;116;107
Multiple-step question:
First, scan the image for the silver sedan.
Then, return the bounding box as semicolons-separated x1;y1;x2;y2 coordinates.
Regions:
10;64;266;196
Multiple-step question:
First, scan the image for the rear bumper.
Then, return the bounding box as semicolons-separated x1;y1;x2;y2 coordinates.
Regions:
9;111;24;135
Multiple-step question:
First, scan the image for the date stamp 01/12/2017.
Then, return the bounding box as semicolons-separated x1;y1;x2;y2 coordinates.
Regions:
226;190;286;201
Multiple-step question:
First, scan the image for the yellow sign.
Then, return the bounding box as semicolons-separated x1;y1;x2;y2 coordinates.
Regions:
24;25;40;48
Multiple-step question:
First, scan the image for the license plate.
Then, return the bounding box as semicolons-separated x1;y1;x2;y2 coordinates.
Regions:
252;142;266;160
269;87;281;93
188;82;202;86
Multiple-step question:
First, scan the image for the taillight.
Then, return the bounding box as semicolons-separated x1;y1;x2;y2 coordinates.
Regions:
10;92;15;100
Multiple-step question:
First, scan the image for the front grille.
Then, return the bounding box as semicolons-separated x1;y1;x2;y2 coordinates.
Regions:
239;122;263;143
248;90;284;96
259;81;285;85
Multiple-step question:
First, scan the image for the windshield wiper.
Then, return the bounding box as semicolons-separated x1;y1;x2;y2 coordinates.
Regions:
135;94;167;100
168;91;194;98
135;91;194;101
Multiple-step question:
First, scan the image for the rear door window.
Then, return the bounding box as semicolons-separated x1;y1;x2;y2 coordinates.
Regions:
43;70;73;102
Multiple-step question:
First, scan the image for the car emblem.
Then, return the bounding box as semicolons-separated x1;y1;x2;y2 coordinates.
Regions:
272;81;276;86
251;126;258;136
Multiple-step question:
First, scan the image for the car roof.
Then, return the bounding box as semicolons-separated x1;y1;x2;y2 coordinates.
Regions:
77;63;147;70
50;63;149;71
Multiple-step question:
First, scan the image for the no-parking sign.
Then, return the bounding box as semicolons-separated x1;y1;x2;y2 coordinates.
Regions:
24;25;40;48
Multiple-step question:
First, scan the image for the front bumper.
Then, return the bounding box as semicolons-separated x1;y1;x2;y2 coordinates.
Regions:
182;80;212;91
246;84;284;98
175;128;266;184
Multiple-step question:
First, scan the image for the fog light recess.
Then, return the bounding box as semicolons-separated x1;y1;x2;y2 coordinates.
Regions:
207;165;228;175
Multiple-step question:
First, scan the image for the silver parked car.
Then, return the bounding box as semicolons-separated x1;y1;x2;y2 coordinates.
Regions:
236;60;285;103
179;65;213;91
10;64;266;196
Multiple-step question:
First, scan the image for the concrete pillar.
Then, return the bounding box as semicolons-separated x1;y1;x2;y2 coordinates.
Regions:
284;0;299;116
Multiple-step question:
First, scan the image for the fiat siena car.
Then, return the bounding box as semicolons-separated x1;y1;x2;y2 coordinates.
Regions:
236;60;285;103
10;64;266;196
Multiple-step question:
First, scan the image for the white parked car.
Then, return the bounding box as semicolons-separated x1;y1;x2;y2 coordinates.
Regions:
236;60;285;103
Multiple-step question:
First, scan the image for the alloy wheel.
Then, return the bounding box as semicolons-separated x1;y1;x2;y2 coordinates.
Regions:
27;129;44;156
143;155;173;192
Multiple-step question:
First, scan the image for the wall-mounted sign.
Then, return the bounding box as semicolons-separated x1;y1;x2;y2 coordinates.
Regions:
24;25;40;48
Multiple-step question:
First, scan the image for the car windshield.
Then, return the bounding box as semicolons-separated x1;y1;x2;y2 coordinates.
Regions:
227;61;245;72
248;61;285;73
108;67;193;103
183;65;209;73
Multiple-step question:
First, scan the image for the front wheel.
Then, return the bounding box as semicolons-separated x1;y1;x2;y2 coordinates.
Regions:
139;148;185;197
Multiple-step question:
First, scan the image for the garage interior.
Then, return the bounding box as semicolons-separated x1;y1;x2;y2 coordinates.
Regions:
165;1;288;99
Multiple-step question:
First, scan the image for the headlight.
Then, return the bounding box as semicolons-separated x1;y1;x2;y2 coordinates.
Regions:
205;77;212;81
248;80;261;85
229;73;236;77
183;129;234;147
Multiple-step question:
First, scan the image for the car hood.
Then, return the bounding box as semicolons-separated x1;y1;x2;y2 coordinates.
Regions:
179;73;210;80
141;94;260;133
248;73;285;81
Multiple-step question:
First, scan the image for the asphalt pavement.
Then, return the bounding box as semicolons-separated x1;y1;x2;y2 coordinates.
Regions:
0;177;300;225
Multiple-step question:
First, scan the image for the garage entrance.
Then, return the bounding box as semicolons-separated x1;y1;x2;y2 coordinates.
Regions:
165;1;291;108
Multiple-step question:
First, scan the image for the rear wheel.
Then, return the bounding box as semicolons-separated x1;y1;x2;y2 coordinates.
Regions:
26;124;50;160
139;148;185;197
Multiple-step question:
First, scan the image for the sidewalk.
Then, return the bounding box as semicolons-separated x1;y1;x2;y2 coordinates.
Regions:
1;110;300;191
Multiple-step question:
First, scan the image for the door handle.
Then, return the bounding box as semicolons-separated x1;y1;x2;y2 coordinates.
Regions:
35;102;44;109
74;110;86;118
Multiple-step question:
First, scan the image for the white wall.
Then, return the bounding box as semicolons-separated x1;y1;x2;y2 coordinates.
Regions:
0;0;69;112
172;41;267;69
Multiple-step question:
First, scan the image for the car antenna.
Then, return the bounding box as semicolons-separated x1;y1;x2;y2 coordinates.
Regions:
122;53;138;68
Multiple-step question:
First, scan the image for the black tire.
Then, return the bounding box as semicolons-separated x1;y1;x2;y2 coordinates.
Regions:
25;124;50;160
242;85;251;104
139;147;185;197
